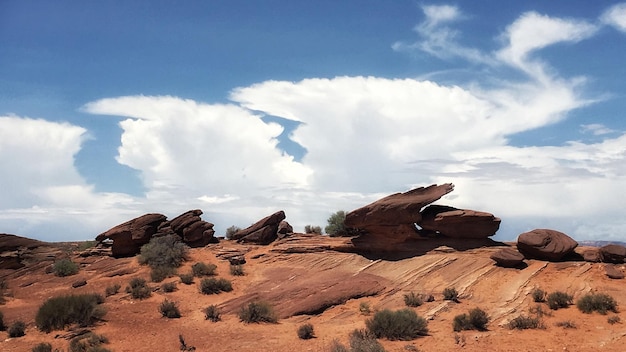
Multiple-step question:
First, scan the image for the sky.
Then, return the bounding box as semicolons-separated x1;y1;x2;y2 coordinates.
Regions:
1;1;626;242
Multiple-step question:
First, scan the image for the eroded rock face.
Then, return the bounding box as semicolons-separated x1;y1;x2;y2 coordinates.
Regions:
418;205;501;239
582;248;602;263
95;213;167;257
605;264;624;279
599;244;626;264
490;248;525;268
166;209;216;247
232;211;286;245
516;229;578;261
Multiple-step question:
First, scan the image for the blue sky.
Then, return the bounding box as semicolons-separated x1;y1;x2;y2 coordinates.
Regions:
1;1;626;242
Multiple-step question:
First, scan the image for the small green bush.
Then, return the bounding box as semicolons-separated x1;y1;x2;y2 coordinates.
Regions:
555;320;576;329
443;287;459;302
531;288;546;303
297;323;315;340
507;315;544;330
35;294;106;333
547;291;573;310
576;293;618;315
325;210;358;237
179;273;194;285
469;308;489;330
349;329;385;352
225;226;241;240
452;314;472;332
0;310;5;331
69;332;110;352
104;284;121;297
403;292;423;307
192;262;217;277
304;225;322;234
32;342;53;352
161;282;177;293
359;302;372;315
52;259;80;277
529;304;551;318
150;266;174;282
608;315;621;324
204;305;221;322
199;278;233;295
230;264;245;276
329;339;350;352
239;301;277;323
159;299;181;318
126;278;152;300
138;234;188;269
365;308;428;340
8;320;26;337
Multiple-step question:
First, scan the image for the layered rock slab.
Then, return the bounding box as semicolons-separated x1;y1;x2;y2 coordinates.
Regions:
490;247;525;268
96;213;167;257
419;205;501;239
516;229;578;261
599;244;626;264
231;211;286;245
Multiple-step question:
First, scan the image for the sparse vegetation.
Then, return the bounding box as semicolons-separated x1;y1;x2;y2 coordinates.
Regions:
225;225;242;240
199;278;233;294
239;301;278;323
52;258;80;277
204;305;221;322
161;281;177;293
126;277;152;300
365;308;428;340
608;315;621;324
32;342;54;352
403;292;423;307
349;329;385;352
138;234;188;269
8;320;26;337
35;293;106;333
104;284;121;297
507;315;544;330
576;292;618;315
531;288;546;303
325;210;359;237
150;266;174;282
453;308;489;332
159;299;181;318
192;262;217;277
529;304;552;318
443;287;459;302
359;302;372;315
555;320;576;329
547;291;573;310
69;332;110;352
304;225;322;234
179;273;194;285
329;339;350;352
230;264;245;276
297;323;315;339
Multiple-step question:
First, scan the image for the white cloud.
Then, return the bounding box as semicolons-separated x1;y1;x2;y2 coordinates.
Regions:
601;3;626;32
580;123;617;136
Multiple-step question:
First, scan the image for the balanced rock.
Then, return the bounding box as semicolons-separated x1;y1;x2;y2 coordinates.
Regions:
232;211;286;245
599;244;626;264
516;229;578;261
166;209;216;247
490;248;525;268
418;205;500;239
96;213;167;257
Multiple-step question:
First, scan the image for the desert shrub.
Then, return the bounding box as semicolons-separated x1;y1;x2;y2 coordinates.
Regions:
452;314;472;332
555;320;576;329
35;293;106;333
529;304;552;318
8;320;26;337
104;284;120;297
69;332;110;352
608;315;621;324
225;225;241;240
138;234;188;269
199;278;233;294
365;308;428;340
547;291;573;310
150;266;174;282
179;273;194;285
239;301;277;323
204;305;221;322
161;282;177;293
507;315;544;330
0;310;5;331
53;258;80;277
531;288;546;303
469;308;489;330
304;225;322;234
403;292;423;307
329;340;350;352
230;264;245;276
297;323;315;340
191;262;217;277
159;299;181;318
576;292;618;315
349;329;385;352
359;302;372;315
443;287;459;302
126;278;151;300
325;210;354;237
32;342;54;352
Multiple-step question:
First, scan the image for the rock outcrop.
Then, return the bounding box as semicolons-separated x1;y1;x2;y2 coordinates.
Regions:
582;248;602;263
490;248;525;268
418;205;501;239
605;264;624;279
231;211;286;245
599;244;626;264
516;229;578;261
160;210;216;247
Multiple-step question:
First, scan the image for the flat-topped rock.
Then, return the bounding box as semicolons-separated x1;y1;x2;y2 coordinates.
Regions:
600;244;626;264
418;205;500;239
490;247;525;268
516;229;578;262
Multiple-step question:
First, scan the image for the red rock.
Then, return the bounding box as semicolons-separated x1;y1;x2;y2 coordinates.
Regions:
232;211;286;245
277;221;293;235
605;264;624;279
490;248;525;267
582;248;601;263
418;205;500;239
96;213;167;257
516;229;578;261
599;244;626;264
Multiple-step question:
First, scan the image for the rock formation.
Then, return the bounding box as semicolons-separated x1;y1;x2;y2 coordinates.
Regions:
605;264;624;279
599;244;626;264
490;248;525;268
418;205;501;239
516;229;578;261
231;211;286;245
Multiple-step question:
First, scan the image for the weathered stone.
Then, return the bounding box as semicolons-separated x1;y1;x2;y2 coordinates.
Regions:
95;213;167;257
605;264;624;279
516;229;578;262
490;248;525;268
418;205;500;239
582;248;601;263
232;211;286;245
277;221;293;235
600;244;626;264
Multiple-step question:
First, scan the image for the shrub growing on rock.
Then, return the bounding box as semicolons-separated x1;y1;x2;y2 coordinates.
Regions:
192;262;217;277
365;308;428;340
32;342;54;352
304;225;322;234
230;264;245;276
179;273;194;285
403;292;423;307
325;210;356;237
150;266;174;282
126;278;152;300
52;259;80;277
453;308;489;332
507;315;544;330
161;282;177;293
199;278;233;294
225;226;241;240
576;292;618;314
35;293;106;333
349;329;385;352
297;323;315;340
239;301;277;323
8;320;26;337
138;234;188;269
608;315;621;324
443;287;459;302
531;288;546;303
69;332;110;352
204;305;221;322
546;291;573;310
105;284;121;297
159;299;181;318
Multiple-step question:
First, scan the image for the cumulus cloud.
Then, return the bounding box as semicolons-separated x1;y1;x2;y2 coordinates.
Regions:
601;3;626;32
580;123;617;136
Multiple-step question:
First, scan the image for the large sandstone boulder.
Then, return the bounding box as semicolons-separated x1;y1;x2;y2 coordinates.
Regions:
490;248;525;268
164;209;216;247
605;264;624;279
418;205;500;239
96;213;167;257
232;211;286;245
516;229;578;262
599;244;626;264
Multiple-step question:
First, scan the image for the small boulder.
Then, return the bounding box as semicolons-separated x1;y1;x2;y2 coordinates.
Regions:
599;244;626;264
418;205;501;239
582;248;601;263
516;229;578;262
605;264;624;279
232;211;286;245
490;248;525;268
